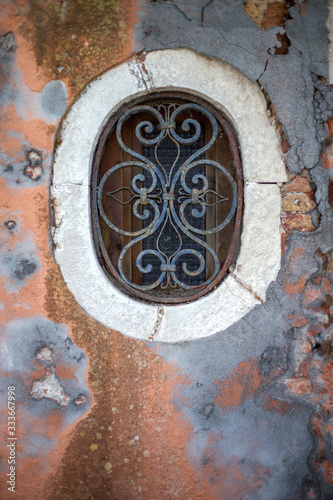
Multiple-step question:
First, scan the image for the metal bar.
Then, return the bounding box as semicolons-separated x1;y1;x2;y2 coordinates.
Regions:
91;92;243;304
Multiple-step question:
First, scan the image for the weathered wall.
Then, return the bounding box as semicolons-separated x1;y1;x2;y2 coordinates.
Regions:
1;0;333;498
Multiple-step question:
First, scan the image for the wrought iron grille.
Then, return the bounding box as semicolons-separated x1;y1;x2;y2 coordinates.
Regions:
92;92;243;304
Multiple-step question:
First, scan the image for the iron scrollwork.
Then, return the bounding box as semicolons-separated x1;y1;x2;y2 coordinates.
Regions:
97;101;238;294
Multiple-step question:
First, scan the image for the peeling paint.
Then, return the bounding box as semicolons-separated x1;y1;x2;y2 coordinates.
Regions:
128;53;154;89
31;346;71;407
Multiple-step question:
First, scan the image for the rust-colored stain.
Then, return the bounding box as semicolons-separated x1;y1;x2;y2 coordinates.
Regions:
215;359;262;412
288;313;307;327
0;177;50;319
195;432;270;499
261;394;291;416
243;0;289;29
4;105;55;154
283;273;308;296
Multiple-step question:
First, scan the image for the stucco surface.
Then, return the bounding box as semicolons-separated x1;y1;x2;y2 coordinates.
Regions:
1;0;333;499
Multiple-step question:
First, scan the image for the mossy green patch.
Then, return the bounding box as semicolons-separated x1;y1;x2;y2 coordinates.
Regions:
20;0;133;95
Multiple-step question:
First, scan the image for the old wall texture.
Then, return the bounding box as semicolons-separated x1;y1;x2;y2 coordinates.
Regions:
1;0;333;498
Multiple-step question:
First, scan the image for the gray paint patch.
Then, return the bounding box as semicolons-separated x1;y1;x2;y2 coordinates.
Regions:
151;316;313;498
0;212;40;293
0;316;92;468
13;258;37;280
0;31;16;52
40;80;67;120
133;0;278;82
186;399;313;500
133;0;329;174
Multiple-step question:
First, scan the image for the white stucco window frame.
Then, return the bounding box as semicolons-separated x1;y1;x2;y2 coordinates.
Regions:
52;49;286;343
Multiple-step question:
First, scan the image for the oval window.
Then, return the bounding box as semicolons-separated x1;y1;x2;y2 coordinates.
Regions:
91;91;243;304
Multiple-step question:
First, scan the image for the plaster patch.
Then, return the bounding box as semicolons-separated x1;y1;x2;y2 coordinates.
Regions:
0;45;64;126
0;316;92;467
52;49;285;342
31;370;70;407
31;345;71;408
40;80;68;120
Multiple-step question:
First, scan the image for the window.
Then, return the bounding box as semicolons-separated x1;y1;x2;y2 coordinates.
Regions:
52;49;285;341
92;92;242;303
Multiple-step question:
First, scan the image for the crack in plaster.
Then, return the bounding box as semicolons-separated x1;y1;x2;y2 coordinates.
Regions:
150;306;165;341
229;270;263;303
258;56;270;81
173;2;192;23
217;28;263;60
128;55;154;90
201;0;213;26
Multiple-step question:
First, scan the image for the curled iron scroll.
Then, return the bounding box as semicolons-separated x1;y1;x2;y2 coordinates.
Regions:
97;101;239;294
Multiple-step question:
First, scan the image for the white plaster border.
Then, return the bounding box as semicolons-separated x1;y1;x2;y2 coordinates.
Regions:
52;49;287;343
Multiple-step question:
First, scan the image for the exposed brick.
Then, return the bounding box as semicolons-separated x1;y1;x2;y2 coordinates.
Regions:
282;213;316;234
283;175;313;194
243;0;289;30
289;313;307;327
322;148;333;170
322;278;331;293
282;193;316;213
281;232;289;257
300;339;313;355
281;137;290;152
322;460;333;485
285;377;312;395
306;325;322;337
298;360;310;379
303;283;323;309
312;275;323;286
261;1;289;29
283;274;307;295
